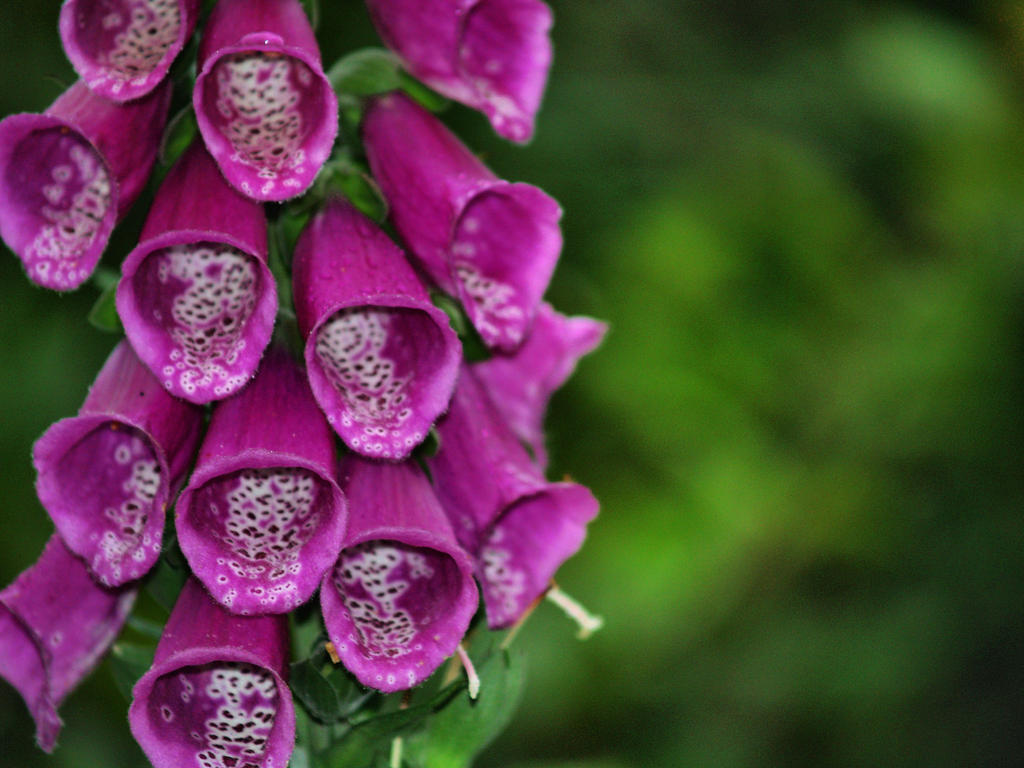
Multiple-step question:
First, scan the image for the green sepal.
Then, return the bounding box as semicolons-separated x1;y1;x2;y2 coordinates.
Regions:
430;291;492;362
290;658;343;724
299;0;320;30
142;539;188;614
109;642;156;701
157;106;197;174
404;645;526;768
87;268;123;335
320;683;463;767
397;71;450;113
327;48;402;97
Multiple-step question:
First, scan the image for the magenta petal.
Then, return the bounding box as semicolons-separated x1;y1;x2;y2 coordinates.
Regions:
366;0;553;142
129;579;295;768
474;302;606;467
33;342;202;586
118;142;276;404
193;0;338;201
176;348;347;615
0;81;170;290
320;457;477;692
0;536;135;752
363;93;561;350
429;368;598;628
59;0;200;101
293;198;461;459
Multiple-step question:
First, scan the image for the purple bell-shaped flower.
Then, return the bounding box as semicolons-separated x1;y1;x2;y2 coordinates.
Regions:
0;536;136;752
129;578;295;768
117;141;277;404
33;341;202;586
321;456;478;692
175;348;348;615
59;0;201;101
193;0;338;201
363;93;561;351
0;80;170;290
292;197;462;460
366;0;553;143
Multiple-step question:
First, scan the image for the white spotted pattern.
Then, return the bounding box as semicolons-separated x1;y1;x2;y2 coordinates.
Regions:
479;528;525;622
196;663;278;768
453;262;523;346
97;432;161;585
28;143;111;289
215;52;313;177
154;242;257;398
208;469;322;609
334;543;434;659
100;0;181;85
314;309;412;454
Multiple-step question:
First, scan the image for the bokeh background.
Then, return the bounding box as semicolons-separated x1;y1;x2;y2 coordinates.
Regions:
3;1;1024;766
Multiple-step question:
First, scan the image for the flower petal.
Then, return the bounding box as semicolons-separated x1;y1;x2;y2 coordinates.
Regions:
59;0;200;101
33;342;202;586
118;142;276;404
129;579;295;768
293;198;461;459
193;0;338;201
176;348;348;615
321;457;477;692
0;536;135;751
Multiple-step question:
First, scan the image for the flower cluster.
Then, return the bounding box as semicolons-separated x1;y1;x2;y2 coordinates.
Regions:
0;1;605;765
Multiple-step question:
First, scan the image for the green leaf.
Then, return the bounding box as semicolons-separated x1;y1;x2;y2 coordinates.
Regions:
109;642;156;701
334;167;388;223
142;549;188;614
126;614;165;641
298;0;320;30
159;106;197;170
321;684;462;767
398;71;450;113
87;278;122;335
430;292;491;362
405;648;526;768
328;48;402;97
291;659;343;724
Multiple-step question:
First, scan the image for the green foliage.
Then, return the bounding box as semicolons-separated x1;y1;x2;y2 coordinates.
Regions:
87;269;122;334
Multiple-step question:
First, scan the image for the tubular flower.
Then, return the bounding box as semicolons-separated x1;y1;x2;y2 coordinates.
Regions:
0;80;170;291
292;197;462;460
321;456;478;693
59;0;201;102
33;341;202;587
129;578;295;768
176;348;348;615
366;0;553;143
474;302;607;468
429;368;598;628
0;535;136;752
117;141;277;404
193;0;338;201
363;93;561;351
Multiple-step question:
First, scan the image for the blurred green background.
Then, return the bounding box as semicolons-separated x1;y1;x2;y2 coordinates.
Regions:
3;1;1024;766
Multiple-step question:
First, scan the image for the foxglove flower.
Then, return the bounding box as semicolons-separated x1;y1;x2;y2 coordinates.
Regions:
0;535;135;752
363;93;561;351
33;341;202;586
474;302;606;467
117;141;277;404
321;456;478;692
193;0;338;201
430;368;598;628
129;578;295;768
176;348;347;615
0;80;170;290
293;198;461;459
366;0;553;143
59;0;201;102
